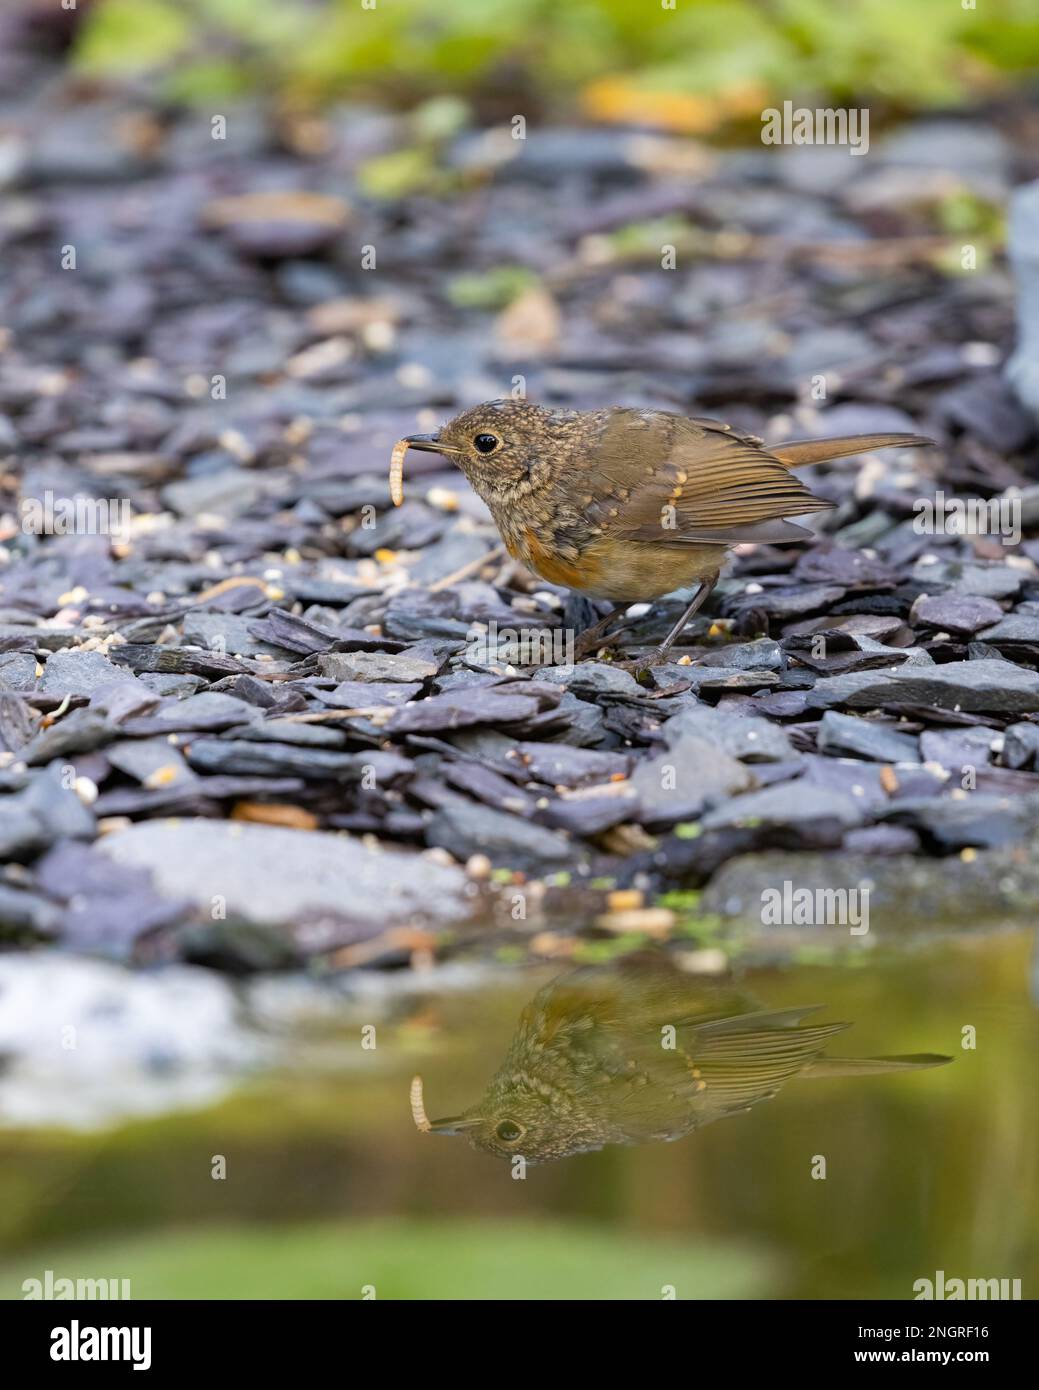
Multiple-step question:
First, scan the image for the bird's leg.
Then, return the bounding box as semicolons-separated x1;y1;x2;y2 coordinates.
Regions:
614;576;719;671
573;604;631;658
654;575;719;662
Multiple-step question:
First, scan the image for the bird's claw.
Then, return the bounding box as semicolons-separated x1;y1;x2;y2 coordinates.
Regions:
609;652;669;677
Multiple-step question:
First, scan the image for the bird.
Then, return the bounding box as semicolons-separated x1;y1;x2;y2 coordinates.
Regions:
409;958;951;1164
391;400;932;665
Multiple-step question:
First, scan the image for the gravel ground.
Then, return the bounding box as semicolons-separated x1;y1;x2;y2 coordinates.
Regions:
2;31;1039;972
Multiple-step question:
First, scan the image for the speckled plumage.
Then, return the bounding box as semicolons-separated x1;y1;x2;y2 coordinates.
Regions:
410;400;930;603
416;961;950;1163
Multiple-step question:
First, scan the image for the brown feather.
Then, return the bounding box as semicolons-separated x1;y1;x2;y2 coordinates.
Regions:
771;432;934;467
590;413;832;546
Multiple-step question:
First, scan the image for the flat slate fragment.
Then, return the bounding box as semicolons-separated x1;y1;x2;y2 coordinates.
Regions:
701;783;866;832
661;704;798;763
110;643;251;678
806;659;1039;714
426;802;574;870
386;687;542;733
183;740;412;782
511;742;631;787
97;820;470;929
817;711;919;763
911;593;1004;634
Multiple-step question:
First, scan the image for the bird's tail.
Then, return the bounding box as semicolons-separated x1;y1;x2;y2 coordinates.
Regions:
771;434;933;468
800;1053;951;1078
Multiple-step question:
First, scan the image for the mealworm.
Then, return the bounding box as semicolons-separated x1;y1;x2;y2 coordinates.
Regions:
389;438;408;506
410;1074;431;1131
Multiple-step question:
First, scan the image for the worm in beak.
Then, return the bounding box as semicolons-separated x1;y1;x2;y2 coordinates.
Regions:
388;433;452;507
410;1074;432;1131
409;1075;480;1135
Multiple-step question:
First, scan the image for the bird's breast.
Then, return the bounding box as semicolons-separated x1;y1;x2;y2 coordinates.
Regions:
511;529;726;601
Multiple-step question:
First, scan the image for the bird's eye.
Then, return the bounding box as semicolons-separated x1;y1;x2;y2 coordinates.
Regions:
473;433;500;455
494;1119;524;1144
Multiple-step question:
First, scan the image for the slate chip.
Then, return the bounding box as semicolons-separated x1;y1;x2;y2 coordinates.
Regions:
911;593;1004;634
5;68;1039;963
386;687;542;733
817;711;919;763
806;659;1039;714
426;803;574;871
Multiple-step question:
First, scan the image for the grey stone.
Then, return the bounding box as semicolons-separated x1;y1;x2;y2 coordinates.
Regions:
426;803;573;870
806;659;1039;714
817;711;919;763
662;704;797;763
631;733;753;826
880;794;1036;851
1002;722;1039;770
701;783;865;832
911;593;1004;634
98;820;469;927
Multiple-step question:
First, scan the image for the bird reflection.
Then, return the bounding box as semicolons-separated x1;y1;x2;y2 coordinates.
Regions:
411;956;950;1163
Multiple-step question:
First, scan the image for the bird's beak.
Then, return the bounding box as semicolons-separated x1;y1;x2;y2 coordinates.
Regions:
402;433;460;455
427;1115;483;1136
410;1074;480;1135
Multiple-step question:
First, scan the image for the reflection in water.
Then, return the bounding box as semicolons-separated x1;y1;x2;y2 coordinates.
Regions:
412;957;951;1163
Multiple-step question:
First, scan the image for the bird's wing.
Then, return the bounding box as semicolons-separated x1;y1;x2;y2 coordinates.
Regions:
581;410;833;546
670;1010;853;1115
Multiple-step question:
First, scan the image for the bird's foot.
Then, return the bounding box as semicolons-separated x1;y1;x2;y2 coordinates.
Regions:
573;622;637;658
609;651;669;677
574;630;625;660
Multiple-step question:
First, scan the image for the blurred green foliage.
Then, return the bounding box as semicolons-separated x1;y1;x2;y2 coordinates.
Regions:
0;1219;774;1299
75;0;1039;112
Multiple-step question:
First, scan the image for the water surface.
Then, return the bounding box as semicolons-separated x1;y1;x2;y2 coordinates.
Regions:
1;931;1035;1300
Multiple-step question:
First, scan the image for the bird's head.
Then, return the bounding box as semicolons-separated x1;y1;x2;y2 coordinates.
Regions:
396;399;576;504
410;1073;603;1164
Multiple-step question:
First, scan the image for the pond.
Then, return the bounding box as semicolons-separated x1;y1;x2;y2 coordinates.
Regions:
1;929;1035;1300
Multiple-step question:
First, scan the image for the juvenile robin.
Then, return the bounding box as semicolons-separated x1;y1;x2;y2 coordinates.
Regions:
409;959;950;1163
391;400;932;665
